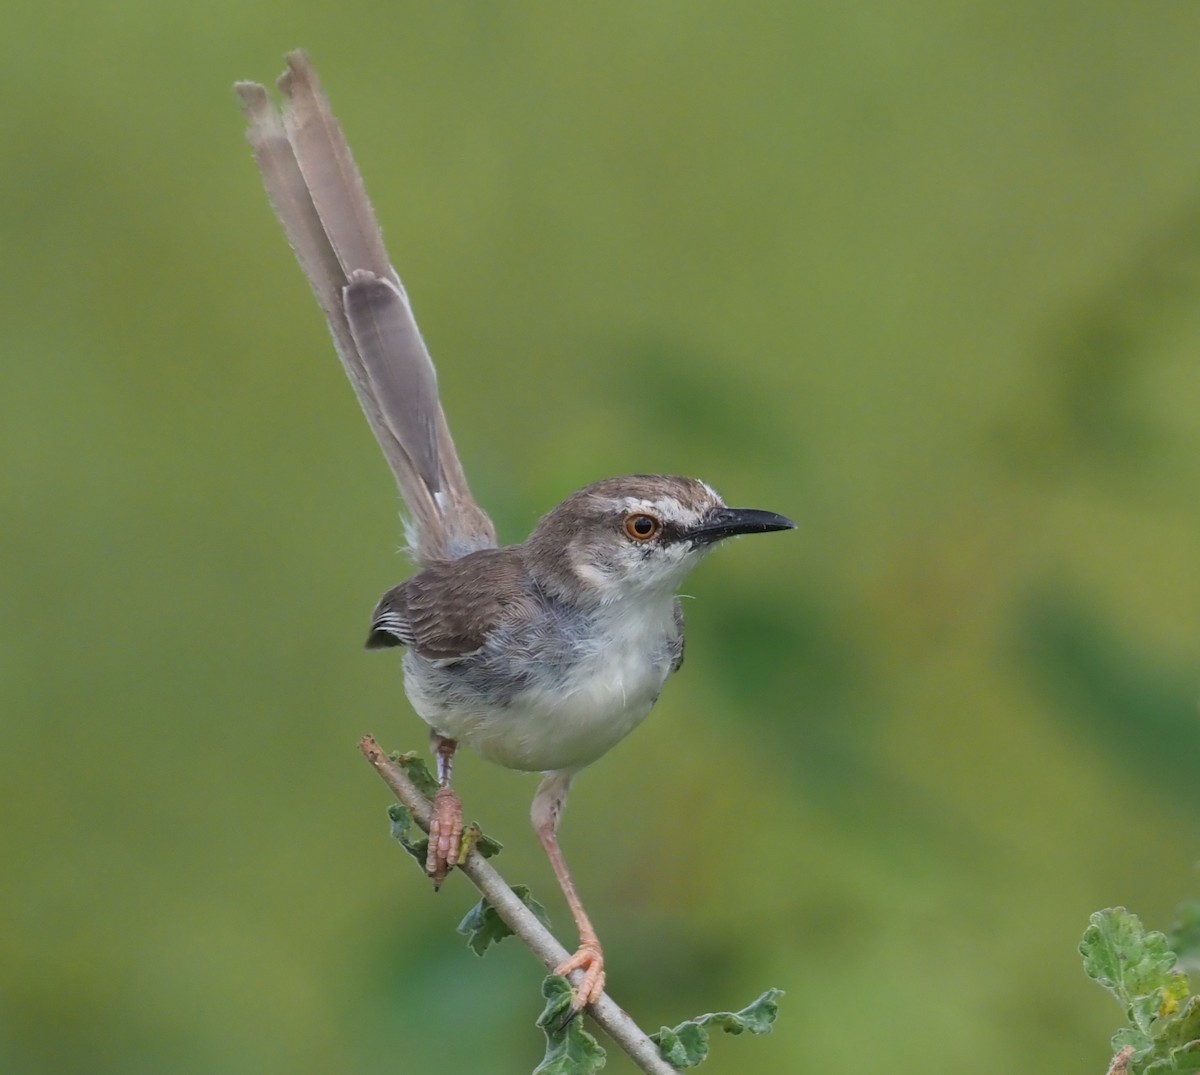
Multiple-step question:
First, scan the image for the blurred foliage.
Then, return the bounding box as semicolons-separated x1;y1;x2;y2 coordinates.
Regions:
3;3;1200;1074
1173;905;1200;981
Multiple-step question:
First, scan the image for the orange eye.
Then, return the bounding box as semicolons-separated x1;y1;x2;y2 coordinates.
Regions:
623;513;660;541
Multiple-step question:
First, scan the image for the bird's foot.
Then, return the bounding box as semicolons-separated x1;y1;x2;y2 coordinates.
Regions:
425;787;463;888
555;939;605;1012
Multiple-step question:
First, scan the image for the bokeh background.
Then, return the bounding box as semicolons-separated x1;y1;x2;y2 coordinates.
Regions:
4;5;1200;1073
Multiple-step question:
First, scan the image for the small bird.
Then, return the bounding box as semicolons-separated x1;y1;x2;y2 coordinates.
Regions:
236;51;794;1013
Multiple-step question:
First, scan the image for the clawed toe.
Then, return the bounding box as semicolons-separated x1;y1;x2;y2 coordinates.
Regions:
425;787;463;887
554;940;605;1012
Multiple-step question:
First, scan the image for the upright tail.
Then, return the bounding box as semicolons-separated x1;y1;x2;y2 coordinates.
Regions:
236;51;496;564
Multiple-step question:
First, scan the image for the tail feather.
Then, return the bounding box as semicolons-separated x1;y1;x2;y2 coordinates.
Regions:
236;51;496;563
343;270;442;496
275;56;392;282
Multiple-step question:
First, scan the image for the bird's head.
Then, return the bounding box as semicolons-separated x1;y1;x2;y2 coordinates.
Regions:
525;475;795;605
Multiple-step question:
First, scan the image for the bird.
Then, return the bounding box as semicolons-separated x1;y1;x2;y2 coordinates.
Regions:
236;51;794;1014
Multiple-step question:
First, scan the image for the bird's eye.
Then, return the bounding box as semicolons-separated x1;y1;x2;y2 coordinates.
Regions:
623;513;660;541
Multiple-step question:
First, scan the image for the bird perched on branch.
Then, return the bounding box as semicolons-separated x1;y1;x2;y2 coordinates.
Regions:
236;51;794;1014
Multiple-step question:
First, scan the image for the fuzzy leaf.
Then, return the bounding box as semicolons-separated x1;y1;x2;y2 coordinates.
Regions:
1143;1040;1200;1075
534;975;606;1074
1112;1024;1153;1062
390;751;440;798
1159;975;1194;1020
1134;992;1170;1036
1152;995;1200;1050
387;802;428;869
456;884;550;957
1082;909;1178;1015
654;1022;709;1068
651;988;783;1068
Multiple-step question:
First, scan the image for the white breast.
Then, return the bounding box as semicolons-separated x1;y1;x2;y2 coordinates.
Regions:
411;600;678;773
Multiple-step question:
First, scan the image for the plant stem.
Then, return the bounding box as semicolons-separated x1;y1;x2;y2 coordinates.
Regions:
1105;1046;1134;1075
358;735;676;1075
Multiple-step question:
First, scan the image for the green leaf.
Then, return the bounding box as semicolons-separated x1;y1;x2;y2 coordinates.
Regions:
390;751;440;798
1152;995;1200;1050
1112;1024;1153;1062
1081;909;1178;1017
387;802;429;869
1133;992;1169;1036
654;1022;709;1068
1143;1039;1200;1075
534;975;606;1074
650;988;783;1068
456;884;551;957
1159;974;1194;1020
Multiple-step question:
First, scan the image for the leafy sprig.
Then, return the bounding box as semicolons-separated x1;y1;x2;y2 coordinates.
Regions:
650;989;784;1069
363;737;784;1074
458;887;551;957
535;976;607;1074
1081;907;1200;1074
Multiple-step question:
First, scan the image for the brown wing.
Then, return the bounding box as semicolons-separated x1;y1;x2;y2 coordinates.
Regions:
365;548;530;660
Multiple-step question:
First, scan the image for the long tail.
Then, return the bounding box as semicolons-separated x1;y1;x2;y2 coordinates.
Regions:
235;51;496;564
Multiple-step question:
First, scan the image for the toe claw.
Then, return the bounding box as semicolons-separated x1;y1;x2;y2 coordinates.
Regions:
553;1005;580;1034
425;787;464;887
554;940;605;1012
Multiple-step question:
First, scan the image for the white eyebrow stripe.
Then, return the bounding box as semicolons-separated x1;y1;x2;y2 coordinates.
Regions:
610;497;709;528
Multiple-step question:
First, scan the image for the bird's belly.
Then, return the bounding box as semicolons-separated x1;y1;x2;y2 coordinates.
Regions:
405;644;672;773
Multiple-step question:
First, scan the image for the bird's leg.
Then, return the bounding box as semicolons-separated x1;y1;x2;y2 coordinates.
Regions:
532;770;605;1013
426;733;463;887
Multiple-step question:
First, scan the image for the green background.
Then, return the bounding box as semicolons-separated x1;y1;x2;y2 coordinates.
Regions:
4;5;1200;1073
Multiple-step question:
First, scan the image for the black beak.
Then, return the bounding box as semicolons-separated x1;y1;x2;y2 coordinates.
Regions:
688;507;796;546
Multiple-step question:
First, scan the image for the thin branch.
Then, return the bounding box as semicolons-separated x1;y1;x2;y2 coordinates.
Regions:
1105;1046;1134;1075
358;735;677;1075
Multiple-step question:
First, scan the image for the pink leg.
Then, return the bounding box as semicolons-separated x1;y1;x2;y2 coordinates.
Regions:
532;771;605;1012
426;733;463;888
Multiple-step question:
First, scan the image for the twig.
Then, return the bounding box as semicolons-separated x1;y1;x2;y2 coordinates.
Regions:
1105;1046;1134;1075
358;735;677;1075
